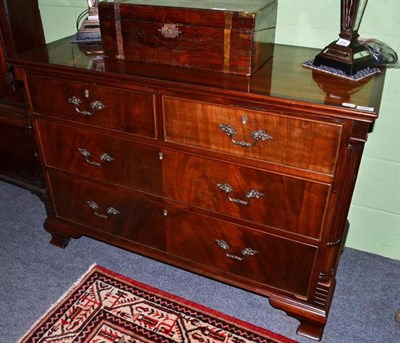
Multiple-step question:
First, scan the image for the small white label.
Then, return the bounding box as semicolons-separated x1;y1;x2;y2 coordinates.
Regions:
336;38;351;47
342;102;357;108
356;105;375;112
354;51;370;60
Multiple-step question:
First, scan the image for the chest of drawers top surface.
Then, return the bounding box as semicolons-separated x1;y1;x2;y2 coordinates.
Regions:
11;38;384;119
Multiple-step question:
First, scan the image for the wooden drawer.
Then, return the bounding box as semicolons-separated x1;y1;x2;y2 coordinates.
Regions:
28;74;156;138
37;119;329;239
162;149;330;239
49;171;167;251
165;206;317;297
49;171;316;297
37;120;162;195
163;96;343;174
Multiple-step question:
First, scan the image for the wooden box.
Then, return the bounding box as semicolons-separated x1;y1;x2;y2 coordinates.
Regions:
99;0;277;75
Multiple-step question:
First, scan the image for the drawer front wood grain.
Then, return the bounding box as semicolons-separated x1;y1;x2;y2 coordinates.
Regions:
163;96;343;174
37;121;162;195
162;150;330;238
28;74;156;138
49;172;167;251
50;170;315;296
165;207;317;297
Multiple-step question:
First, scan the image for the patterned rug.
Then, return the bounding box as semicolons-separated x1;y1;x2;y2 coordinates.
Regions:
19;265;297;343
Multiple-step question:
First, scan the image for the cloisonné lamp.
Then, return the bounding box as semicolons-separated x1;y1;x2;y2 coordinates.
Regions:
313;0;377;75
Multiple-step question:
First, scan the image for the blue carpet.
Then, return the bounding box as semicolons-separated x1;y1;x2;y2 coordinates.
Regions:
0;180;399;342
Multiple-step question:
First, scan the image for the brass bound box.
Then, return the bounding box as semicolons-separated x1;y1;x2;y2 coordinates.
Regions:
98;0;277;75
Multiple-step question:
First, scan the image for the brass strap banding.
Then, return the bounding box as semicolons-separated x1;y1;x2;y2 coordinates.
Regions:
223;12;233;72
114;3;124;59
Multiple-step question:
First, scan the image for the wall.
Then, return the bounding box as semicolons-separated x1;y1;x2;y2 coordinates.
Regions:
37;0;399;260
276;0;399;260
38;0;86;43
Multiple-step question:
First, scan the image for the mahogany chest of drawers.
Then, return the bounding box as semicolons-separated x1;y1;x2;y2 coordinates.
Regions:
10;39;385;341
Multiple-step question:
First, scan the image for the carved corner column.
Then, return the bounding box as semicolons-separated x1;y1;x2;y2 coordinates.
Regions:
314;140;365;309
269;136;368;341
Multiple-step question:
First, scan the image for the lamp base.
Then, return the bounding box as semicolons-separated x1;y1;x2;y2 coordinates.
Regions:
313;39;377;75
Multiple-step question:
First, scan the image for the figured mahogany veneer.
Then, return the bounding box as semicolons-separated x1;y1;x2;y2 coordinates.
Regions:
163;96;343;174
28;74;156;138
36;120;163;195
10;39;385;341
37;119;330;239
161;150;330;238
49;170;317;297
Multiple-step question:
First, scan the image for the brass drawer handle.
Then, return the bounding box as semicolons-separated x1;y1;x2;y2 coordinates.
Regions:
87;200;120;219
68;96;106;116
217;183;264;206
215;239;259;261
78;148;114;167
158;23;182;38
218;124;272;148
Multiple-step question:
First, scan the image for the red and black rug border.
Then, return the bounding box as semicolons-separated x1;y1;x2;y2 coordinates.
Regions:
19;264;297;343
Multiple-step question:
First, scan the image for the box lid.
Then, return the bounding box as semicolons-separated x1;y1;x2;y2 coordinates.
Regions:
99;0;277;31
105;0;275;13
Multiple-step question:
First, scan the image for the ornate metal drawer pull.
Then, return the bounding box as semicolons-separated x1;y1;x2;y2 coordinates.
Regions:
78;148;114;167
68;96;106;116
218;124;272;148
215;239;259;261
158;23;182;38
217;183;264;206
87;200;120;219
